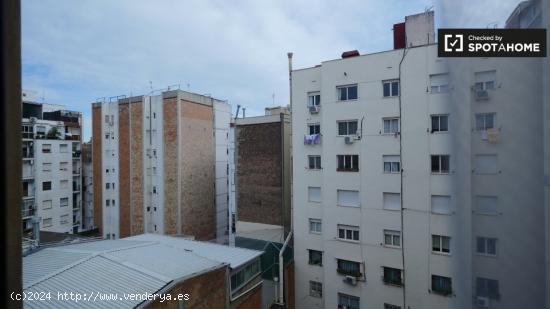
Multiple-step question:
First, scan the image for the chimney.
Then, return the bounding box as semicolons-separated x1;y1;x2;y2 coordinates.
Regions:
341;50;360;58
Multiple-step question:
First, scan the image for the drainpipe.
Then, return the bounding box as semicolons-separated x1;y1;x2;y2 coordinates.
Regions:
277;231;292;305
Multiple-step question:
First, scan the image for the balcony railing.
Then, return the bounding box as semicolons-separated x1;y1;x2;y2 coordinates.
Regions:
21;200;35;218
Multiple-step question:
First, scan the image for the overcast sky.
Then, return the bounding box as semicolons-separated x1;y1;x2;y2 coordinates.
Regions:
22;0;520;141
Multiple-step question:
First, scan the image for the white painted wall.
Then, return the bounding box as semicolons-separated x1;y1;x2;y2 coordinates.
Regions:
214;100;231;244
101;101;120;239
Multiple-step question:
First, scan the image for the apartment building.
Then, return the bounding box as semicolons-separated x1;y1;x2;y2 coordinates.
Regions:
91;90;231;241
292;10;545;309
81;141;94;231
21;101;83;236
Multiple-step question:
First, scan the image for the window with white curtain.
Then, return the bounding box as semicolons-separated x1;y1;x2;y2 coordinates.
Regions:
430;73;449;93
337;190;360;207
475;154;498;174
383;193;401;210
431;195;452;214
308;187;321;203
383;155;400;173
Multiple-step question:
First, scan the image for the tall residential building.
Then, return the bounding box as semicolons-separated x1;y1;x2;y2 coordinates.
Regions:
292;10;545;309
81;141;94;231
21;101;83;237
91;90;231;241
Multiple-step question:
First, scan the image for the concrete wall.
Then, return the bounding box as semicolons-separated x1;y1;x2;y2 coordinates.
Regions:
92;105;102;232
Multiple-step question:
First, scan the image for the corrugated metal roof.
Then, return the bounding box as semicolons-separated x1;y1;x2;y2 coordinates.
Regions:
126;234;263;268
23;234;262;308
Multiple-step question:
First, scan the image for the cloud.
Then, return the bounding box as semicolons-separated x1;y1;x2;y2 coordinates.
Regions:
23;0;520;140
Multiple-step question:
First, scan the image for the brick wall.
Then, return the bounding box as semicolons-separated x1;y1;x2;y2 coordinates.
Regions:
118;103;131;238
130;100;144;235
147;266;227;309
233;285;262;309
163;97;178;234
92;105;102;232
236;122;283;226
180;100;215;240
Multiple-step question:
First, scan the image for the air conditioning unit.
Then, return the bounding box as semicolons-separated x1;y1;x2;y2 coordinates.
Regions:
475;90;489;100
475;296;489;307
344;136;354;144
308;105;320;114
343;275;357;286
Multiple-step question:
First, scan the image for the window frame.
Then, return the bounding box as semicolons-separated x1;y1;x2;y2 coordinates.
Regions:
42;181;52;191
476;237;498;257
307;123;321;135
308;249;323;266
431;155;450;174
432;235;451;255
383;155;401;173
476;277;500;300
337;293;360;309
309;280;322;298
383;118;400;134
431;275;453;296
475;113;496;131
42;144;51;153
336;259;362;278
382;266;403;286
309;218;322;234
307;92;321;107
337;84;358;101
337;120;358;136
382;79;400;97
383;230;401;248
431;114;449;133
308;155;322;170
337;224;360;242
337;154;359;172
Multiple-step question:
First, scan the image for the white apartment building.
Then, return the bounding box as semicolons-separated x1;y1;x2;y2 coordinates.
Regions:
292;10;545;309
22;102;83;236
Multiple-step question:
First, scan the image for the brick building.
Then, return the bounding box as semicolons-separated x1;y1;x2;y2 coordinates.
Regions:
92;90;230;241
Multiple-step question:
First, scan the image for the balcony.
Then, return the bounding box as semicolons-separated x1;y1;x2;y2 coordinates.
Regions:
21;200;35;218
304;134;321;145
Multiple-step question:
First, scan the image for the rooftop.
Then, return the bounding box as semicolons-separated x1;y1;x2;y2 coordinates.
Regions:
23;234;262;308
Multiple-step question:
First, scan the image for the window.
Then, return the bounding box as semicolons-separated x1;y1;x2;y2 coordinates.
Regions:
105;115;109;123
43;218;53;227
476;195;498;215
106;169;109;174
338;293;359;309
383;155;400;173
431;275;452;295
384;230;401;247
431;155;450;173
337;120;358;136
230;259;261;291
42;181;52;191
112;199;116;206
60;214;69;225
430;73;449;93
59;144;68;153
383;267;403;286
476;237;497;256
475;113;495;131
105;133;110;139
106;183;110;189
153;186;157;194
42;200;52;210
60;162;68;171
309;281;322;298
432;235;451;254
476;277;500;299
337;155;359;171
112;183;115;189
431;115;448;132
384;304;401;309
383;193;401;211
309;219;322;234
474;70;496;91
308;250;323;266
60;180;69;189
106;199;110;207
307;124;320;135
60;197;69;207
42;144;51;153
431;195;452;215
308;92;321;106
42;163;52;172
308;187;321;203
383;79;399;97
337;84;358;101
336;259;362;277
337;224;359;241
383;118;400;134
475;154;498;174
308;155;321;170
337;190;360;207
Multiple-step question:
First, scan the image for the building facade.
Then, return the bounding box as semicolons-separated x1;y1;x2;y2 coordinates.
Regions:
292;10;545;309
22;102;83;237
91;90;230;241
81;141;94;231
